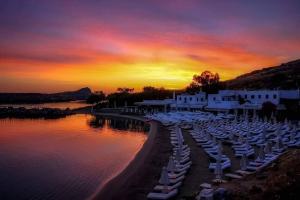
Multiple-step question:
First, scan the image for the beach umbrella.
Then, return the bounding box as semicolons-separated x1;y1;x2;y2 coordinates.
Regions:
234;109;238;116
264;142;272;154
159;167;170;193
193;122;197;130
218;141;223;153
261;128;266;142
270;112;274;120
293;124;297;132
238;134;244;143
212;136;217;146
229;132;234;141
207;133;212;141
263;116;268;123
257;145;265;161
176;127;184;144
290;132;296;143
288;121;293;130
214;157;223;180
240;154;248;170
275;136;283;150
246;128;251;140
276;125;282;137
273;117;277;125
167;156;176;174
175;125;180;136
253;109;257;121
245;138;250;148
216;143;223;163
177;133;183;149
175;149;182;164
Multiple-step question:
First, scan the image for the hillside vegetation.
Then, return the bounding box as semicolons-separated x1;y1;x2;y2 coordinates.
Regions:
225;59;300;89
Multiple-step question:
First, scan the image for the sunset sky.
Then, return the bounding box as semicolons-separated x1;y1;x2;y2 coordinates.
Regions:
0;0;300;93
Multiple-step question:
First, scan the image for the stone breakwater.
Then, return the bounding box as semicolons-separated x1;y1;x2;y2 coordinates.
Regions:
0;107;73;119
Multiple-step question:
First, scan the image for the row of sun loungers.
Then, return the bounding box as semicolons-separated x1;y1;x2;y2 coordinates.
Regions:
147;126;192;199
146;111;299;199
188;115;298;199
189;128;232;171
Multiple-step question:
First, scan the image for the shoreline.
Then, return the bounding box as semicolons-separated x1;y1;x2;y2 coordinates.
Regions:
91;113;172;200
93;112;147;122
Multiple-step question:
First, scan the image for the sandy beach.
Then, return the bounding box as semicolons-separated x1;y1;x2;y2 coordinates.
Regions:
91;114;172;200
90;114;233;200
89;113;300;200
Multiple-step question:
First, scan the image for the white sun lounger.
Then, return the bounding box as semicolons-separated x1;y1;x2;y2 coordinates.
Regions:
154;182;182;191
225;173;243;179
199;183;212;189
235;169;253;175
147;189;178;199
159;175;184;185
168;170;186;179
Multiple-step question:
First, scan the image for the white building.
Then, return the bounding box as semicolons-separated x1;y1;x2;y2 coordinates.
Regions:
207;90;299;111
207;90;240;111
173;92;207;110
134;99;175;113
279;90;300;99
133;89;299;113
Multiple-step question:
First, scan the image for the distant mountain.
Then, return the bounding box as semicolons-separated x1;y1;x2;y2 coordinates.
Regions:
224;59;300;89
0;87;92;104
52;87;92;100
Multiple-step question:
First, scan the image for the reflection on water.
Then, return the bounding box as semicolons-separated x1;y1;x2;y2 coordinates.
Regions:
88;115;149;132
0;114;147;200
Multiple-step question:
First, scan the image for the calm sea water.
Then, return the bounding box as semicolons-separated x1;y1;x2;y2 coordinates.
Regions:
0;114;148;200
0;101;91;109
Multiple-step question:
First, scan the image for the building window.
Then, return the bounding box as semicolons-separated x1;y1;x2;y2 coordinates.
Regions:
266;94;269;99
190;97;192;101
258;95;261;99
222;97;225;101
213;97;216;101
184;97;187;103
179;97;181;101
196;98;199;102
251;95;255;99
201;98;203;101
245;95;247;99
273;94;277;99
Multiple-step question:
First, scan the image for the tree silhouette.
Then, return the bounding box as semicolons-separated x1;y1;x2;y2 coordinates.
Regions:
117;87;134;93
193;71;220;87
86;91;106;104
186;70;222;94
186;82;201;94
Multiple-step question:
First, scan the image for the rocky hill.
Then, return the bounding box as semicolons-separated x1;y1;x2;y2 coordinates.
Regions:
225;59;300;89
222;149;300;200
0;87;92;104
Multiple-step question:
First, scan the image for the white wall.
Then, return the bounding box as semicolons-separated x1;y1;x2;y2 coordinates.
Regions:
279;90;300;99
175;90;299;110
207;90;283;110
176;92;207;107
237;90;280;105
207;93;239;109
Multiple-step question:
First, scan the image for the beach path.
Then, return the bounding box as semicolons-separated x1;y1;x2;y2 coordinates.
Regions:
175;130;215;199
